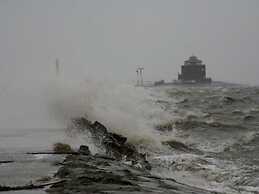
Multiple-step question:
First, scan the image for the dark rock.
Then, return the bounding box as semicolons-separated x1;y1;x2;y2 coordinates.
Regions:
94;153;116;161
53;143;74;153
110;132;127;145
71;118;151;170
47;118;220;194
91;121;108;135
78;145;91;155
54;166;71;178
47;154;219;194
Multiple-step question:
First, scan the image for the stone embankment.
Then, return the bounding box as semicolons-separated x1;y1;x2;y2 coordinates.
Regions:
47;118;219;194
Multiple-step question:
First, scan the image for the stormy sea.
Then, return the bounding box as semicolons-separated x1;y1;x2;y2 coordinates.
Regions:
1;81;259;194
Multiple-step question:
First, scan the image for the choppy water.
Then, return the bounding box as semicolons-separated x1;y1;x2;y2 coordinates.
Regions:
150;83;259;194
1;81;259;194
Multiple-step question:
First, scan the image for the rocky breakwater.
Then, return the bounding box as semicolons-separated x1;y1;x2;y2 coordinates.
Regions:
47;118;219;194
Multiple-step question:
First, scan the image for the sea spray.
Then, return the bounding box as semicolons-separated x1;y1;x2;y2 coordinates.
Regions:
48;77;172;149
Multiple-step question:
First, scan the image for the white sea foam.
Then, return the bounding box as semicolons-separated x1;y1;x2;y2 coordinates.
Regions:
152;153;242;194
48;77;172;147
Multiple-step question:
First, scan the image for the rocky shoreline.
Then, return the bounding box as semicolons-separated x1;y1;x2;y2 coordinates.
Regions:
46;118;219;194
47;147;217;194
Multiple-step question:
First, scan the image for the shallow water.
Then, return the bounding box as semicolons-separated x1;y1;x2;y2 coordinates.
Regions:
0;190;46;194
0;129;66;193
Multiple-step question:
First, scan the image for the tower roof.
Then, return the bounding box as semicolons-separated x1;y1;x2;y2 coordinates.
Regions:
185;55;202;64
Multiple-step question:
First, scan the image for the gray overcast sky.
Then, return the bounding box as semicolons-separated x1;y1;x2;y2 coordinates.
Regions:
0;0;259;128
1;0;259;83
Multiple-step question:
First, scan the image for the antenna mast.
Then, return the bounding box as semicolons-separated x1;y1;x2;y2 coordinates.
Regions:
136;69;139;86
136;67;144;86
55;58;60;76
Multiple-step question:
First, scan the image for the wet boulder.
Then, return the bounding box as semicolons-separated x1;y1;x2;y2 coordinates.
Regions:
70;118;151;170
91;121;108;135
110;132;127;145
53;143;74;153
78;145;91;155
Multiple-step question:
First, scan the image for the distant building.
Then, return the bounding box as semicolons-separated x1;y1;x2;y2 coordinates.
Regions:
178;55;211;83
154;80;165;86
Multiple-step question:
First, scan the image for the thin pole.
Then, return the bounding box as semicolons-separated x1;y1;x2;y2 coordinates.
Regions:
136;69;139;86
55;58;60;76
139;67;144;86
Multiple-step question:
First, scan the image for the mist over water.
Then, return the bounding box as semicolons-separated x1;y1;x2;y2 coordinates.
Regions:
0;74;171;152
49;77;172;146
